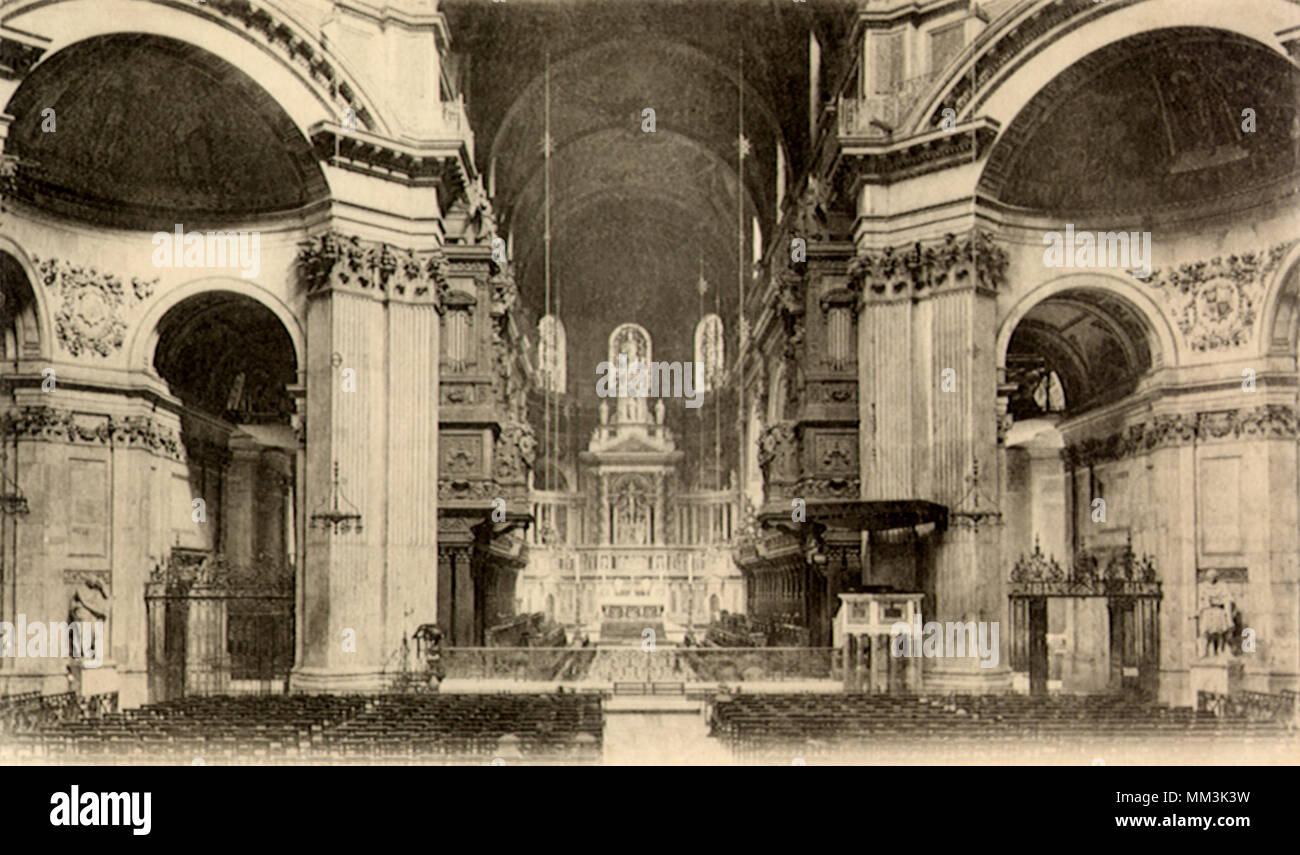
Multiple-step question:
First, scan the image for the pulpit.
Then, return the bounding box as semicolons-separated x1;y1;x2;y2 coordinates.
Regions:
836;592;924;693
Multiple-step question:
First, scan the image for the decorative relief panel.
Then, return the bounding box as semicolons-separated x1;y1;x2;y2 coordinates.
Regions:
807;381;857;406
33;257;157;358
440;434;482;478
1144;241;1296;352
812;432;857;475
794;476;862;501
1198;456;1242;556
440;384;477;406
68;458;108;557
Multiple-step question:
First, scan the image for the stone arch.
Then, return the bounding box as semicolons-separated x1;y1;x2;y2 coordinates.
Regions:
0;235;53;362
997;275;1176;418
997;273;1179;372
0;0;390;141
128;277;305;380
1256;241;1300;359
908;0;1298;137
148;287;299;426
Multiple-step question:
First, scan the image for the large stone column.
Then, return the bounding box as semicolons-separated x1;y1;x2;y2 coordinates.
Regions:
290;235;442;693
854;230;1011;691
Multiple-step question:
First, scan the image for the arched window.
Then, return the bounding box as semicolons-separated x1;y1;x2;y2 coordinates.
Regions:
537;314;566;393
694;314;725;393
609;323;652;424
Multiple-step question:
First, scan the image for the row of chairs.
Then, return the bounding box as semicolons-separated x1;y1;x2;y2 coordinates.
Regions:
10;693;603;763
711;693;1295;758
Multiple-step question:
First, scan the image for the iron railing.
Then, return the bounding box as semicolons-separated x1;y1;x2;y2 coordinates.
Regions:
431;646;839;683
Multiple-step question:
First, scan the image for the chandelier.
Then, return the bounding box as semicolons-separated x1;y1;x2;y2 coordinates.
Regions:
310;461;362;534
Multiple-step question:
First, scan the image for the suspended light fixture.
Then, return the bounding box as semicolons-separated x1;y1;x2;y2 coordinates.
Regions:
310;461;362;534
0;470;29;516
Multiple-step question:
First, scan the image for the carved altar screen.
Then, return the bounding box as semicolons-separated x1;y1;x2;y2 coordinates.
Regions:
609;473;654;545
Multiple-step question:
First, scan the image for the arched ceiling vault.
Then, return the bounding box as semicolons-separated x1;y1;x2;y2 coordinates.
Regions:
443;0;857;391
154;293;297;426
1006;289;1155;418
981;27;1300;216
5;34;327;231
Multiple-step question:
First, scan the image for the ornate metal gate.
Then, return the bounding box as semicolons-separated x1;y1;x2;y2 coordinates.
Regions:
145;550;294;702
1009;539;1161;696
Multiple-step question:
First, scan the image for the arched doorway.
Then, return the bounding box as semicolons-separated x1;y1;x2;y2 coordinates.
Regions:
145;290;299;699
0;252;43;634
1001;285;1164;697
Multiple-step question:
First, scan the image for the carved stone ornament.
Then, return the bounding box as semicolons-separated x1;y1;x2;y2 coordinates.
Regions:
757;421;798;486
489;264;518;316
1062;405;1299;468
3;406;186;461
847;229;1009;299
296;231;451;308
33;257;157;358
1144;241;1297;352
493;422;537;484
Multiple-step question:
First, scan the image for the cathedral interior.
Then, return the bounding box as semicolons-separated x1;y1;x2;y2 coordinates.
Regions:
0;0;1297;735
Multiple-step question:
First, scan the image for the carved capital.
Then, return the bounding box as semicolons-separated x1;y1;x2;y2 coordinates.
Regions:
848;229;1008;300
296;231;450;307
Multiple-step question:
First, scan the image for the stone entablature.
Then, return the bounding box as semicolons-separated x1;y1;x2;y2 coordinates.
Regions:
0;404;234;465
1061;404;1300;469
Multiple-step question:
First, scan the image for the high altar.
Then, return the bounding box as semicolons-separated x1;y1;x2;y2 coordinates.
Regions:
519;323;744;642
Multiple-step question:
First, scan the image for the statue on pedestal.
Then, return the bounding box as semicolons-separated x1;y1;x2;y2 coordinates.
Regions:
1196;571;1233;658
412;624;445;691
67;575;110;663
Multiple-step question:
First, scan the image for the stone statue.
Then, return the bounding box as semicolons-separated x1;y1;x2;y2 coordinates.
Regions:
1197;571;1233;658
599;400;609;425
412;624;445;690
68;575;110;661
655;399;665;425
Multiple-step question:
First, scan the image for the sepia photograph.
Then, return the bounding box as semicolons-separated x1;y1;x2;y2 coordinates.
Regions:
0;0;1297;825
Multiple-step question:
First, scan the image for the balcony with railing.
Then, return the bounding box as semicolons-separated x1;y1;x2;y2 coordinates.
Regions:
838;72;940;139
